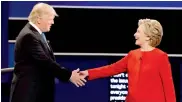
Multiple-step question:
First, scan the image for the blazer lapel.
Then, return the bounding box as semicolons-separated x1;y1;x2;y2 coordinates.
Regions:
36;33;56;60
47;41;56;60
28;23;52;59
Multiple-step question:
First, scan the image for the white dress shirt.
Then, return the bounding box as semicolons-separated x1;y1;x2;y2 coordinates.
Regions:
29;22;42;35
29;22;50;49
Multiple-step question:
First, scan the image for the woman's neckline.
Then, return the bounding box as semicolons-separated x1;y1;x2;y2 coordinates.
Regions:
140;48;157;53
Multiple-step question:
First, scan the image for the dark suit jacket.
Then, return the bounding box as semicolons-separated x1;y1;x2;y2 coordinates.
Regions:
10;23;72;102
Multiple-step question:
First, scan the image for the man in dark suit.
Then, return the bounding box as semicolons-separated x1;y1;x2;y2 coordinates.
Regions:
9;3;86;102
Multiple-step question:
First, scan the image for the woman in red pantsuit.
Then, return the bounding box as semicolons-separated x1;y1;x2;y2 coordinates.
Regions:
80;19;176;102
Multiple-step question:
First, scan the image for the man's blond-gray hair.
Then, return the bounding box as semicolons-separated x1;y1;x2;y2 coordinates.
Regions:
28;2;58;23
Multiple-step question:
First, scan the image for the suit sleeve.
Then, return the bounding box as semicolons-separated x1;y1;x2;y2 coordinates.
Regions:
159;53;176;102
24;34;72;82
88;52;131;80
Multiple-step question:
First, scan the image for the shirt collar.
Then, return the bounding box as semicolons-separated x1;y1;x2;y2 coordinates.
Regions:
29;21;42;35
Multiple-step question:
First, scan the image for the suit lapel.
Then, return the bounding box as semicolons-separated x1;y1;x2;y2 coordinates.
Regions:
28;23;54;60
39;35;55;60
47;41;56;60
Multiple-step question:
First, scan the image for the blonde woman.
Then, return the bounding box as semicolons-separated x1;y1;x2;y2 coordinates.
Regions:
80;19;176;102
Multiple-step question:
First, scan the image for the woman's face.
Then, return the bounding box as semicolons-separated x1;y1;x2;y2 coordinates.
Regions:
134;25;150;46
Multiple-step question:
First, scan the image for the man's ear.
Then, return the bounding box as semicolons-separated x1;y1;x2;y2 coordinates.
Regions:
146;37;150;41
37;16;41;24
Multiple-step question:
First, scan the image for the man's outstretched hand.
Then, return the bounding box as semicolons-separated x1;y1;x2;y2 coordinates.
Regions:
70;68;87;87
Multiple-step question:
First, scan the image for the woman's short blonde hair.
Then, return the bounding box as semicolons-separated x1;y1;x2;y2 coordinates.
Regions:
138;18;163;47
28;2;58;23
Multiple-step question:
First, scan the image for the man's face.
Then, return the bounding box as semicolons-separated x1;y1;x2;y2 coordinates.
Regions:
38;14;55;32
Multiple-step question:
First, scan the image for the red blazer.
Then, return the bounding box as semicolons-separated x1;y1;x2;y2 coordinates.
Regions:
88;48;176;102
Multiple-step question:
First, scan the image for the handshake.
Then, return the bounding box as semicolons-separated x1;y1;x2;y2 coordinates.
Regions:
69;68;88;87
